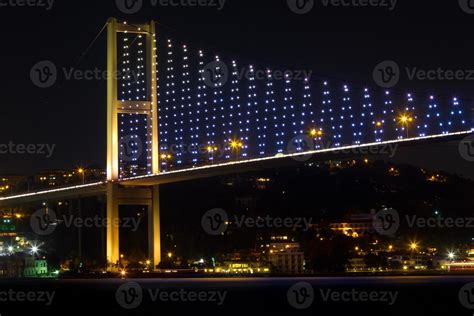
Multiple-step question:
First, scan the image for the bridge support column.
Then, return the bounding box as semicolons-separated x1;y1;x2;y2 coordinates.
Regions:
106;183;119;270
148;185;161;270
106;184;161;272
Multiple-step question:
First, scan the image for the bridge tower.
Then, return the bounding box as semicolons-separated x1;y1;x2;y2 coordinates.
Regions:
106;18;161;270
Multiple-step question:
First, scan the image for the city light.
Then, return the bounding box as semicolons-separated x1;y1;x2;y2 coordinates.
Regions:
77;168;85;184
309;129;323;137
398;114;414;138
230;140;243;149
410;242;418;251
29;244;41;255
230;140;244;160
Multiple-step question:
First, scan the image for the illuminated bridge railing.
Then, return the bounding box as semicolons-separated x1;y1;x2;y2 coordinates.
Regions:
117;26;472;178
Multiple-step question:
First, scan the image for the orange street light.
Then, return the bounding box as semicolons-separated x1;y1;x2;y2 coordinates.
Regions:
207;145;219;163
310;129;323;137
398;114;414;138
77;168;85;184
230;140;244;160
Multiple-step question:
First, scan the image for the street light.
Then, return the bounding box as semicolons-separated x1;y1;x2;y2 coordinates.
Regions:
160;153;173;171
309;128;323;149
77;168;85;185
409;241;419;264
309;129;323;137
398;114;413;138
207;145;219;163
230;140;244;160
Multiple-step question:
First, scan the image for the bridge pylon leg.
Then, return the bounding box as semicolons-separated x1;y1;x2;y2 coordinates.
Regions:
148;185;161;270
106;182;119;271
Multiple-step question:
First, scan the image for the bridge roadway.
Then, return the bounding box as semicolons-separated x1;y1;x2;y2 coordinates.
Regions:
0;130;471;207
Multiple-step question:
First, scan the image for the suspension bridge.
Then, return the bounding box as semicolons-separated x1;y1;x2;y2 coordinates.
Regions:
0;18;472;270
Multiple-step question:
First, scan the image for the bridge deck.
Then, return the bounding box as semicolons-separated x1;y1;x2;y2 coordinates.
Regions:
0;130;471;207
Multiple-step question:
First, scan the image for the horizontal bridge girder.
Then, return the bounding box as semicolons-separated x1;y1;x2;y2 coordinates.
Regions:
115;23;151;34
116;101;152;113
115;186;152;201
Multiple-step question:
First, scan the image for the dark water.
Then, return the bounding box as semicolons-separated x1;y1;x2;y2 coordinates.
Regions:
0;276;472;315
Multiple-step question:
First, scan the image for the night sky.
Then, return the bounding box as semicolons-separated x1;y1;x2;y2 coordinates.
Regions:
0;0;473;177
